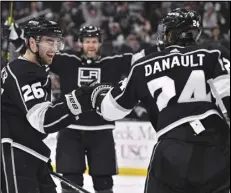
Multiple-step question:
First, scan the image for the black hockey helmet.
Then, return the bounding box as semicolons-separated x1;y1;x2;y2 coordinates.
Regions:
157;8;202;46
24;17;63;38
78;25;101;42
24;18;64;65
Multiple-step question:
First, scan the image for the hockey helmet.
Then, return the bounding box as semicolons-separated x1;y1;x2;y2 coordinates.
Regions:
24;18;64;51
157;8;202;46
24;17;63;38
78;26;101;42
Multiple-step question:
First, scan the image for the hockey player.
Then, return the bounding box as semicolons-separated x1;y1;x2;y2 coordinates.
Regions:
1;18;93;193
6;24;150;193
90;8;230;193
52;26;147;193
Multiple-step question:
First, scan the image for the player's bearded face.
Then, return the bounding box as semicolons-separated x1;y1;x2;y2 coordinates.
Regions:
82;37;101;59
38;36;64;64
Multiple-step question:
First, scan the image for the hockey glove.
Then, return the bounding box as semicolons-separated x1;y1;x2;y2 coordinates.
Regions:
65;86;94;116
91;83;113;114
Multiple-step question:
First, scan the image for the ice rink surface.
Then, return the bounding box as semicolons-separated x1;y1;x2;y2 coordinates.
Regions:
53;174;147;193
44;134;147;193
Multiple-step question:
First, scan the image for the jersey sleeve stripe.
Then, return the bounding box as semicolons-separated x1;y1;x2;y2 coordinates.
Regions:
42;74;50;87
43;114;69;128
96;53;133;63
50;102;64;108
56;53;81;61
26;101;51;133
131;49;145;65
213;75;230;97
207;77;229;114
101;91;132;121
123;53;133;56
7;65;28;112
26;101;70;131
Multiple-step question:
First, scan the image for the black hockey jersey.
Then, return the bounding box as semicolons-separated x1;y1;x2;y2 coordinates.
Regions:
1;57;77;161
50;50;138;130
100;43;230;138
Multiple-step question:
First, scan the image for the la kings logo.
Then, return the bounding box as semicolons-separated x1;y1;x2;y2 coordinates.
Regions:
78;67;101;86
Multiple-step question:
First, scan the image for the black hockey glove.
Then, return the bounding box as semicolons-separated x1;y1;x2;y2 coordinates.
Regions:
90;83;113;114
65;85;94;116
3;21;26;53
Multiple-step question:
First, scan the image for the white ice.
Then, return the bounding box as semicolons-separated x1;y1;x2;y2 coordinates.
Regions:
44;134;148;193
53;175;146;193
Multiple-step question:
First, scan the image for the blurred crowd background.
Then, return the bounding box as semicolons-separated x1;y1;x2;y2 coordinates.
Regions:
1;1;230;120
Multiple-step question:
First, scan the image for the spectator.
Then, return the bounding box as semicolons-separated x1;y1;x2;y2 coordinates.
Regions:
203;2;219;36
82;2;102;27
114;2;133;37
211;26;230;49
1;1;230;88
101;2;117;17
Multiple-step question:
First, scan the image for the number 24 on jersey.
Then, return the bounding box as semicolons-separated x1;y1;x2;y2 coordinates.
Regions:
148;70;211;111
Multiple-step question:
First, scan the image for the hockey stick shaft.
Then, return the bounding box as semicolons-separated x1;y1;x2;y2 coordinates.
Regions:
50;171;92;193
6;1;14;62
8;2;14;28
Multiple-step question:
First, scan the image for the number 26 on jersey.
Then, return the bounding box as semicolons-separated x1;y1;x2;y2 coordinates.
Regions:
22;82;45;102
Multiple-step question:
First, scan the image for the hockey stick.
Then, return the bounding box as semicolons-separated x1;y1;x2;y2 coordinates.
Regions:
6;1;14;62
15;9;50;24
50;171;92;193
